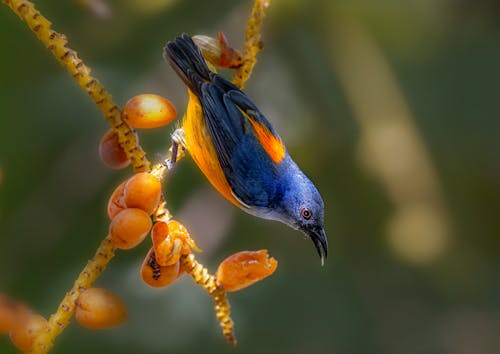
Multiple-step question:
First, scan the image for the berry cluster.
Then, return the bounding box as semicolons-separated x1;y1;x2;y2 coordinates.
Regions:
105;169;196;288
108;172;161;248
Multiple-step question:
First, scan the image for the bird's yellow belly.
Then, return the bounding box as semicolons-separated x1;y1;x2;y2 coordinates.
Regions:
182;90;240;207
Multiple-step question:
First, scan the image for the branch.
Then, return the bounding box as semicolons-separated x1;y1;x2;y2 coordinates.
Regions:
232;0;270;89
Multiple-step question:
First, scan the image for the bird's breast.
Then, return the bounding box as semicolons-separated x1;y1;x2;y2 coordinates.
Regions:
182;90;241;208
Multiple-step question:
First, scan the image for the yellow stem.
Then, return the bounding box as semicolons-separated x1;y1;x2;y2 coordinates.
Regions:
151;136;187;223
29;236;116;354
180;254;236;346
232;0;270;89
2;0;150;172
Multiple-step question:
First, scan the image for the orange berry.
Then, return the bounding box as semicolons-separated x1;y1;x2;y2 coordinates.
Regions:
124;172;161;215
0;295;31;333
99;129;130;169
9;314;47;351
110;208;152;249
122;94;177;129
107;181;126;219
75;288;127;329
215;250;278;292
140;248;181;288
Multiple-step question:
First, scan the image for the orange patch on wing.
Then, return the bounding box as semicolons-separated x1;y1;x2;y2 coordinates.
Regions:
247;116;285;163
182;91;240;208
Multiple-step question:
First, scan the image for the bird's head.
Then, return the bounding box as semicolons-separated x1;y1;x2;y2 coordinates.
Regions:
269;166;328;265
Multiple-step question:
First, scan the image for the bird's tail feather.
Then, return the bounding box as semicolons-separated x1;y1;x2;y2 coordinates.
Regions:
163;33;212;96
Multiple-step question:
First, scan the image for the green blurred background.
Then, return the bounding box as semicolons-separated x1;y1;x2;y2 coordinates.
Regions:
1;0;499;353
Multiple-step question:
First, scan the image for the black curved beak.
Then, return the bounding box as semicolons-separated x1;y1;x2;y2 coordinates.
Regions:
302;225;328;266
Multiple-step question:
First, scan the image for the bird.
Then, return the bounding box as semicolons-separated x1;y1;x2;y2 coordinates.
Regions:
163;34;328;264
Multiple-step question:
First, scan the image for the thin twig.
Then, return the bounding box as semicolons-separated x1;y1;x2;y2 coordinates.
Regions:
232;0;270;89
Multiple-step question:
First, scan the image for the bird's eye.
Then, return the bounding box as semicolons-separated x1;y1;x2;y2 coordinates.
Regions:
300;208;312;220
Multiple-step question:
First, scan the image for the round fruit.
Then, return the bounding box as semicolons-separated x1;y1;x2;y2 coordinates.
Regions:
107;181;126;220
0;295;31;334
75;288;127;329
110;208;152;249
123;172;161;215
99;129;130;169
140;248;181;288
9;314;47;351
122;94;177;129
